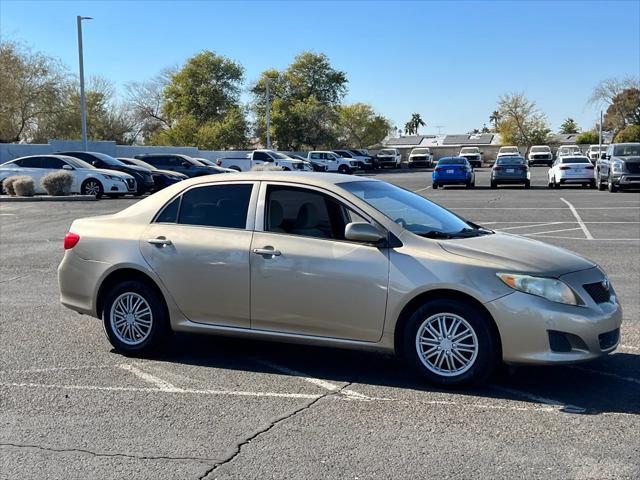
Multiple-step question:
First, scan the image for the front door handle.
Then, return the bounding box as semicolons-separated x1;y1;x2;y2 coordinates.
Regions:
253;247;281;257
147;237;172;247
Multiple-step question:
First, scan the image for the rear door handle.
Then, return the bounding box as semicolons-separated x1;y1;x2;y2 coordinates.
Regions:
253;247;281;257
147;237;172;247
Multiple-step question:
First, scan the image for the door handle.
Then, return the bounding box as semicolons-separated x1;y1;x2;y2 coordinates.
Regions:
253;247;281;257
147;237;172;247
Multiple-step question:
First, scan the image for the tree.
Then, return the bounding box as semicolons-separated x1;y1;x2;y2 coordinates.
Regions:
336;103;391;148
126;69;173;144
0;40;66;142
496;92;550;146
615;124;640;143
251;52;348;149
163;50;244;124
404;113;426;135
603;88;640;134
560;118;579;134
489;110;501;131
575;131;599;145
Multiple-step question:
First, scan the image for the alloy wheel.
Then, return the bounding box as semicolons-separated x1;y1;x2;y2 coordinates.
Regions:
109;292;154;346
84;180;101;196
415;313;479;377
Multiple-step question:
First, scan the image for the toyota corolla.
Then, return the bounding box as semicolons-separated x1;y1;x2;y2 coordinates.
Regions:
58;172;622;386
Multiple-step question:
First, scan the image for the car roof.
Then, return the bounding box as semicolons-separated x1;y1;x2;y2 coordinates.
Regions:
172;171;373;189
8;154;78;161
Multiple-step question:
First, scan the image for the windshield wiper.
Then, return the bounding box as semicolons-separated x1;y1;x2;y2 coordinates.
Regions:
416;230;454;239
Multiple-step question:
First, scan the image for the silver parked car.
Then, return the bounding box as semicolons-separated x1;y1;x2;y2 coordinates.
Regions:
58;172;622;386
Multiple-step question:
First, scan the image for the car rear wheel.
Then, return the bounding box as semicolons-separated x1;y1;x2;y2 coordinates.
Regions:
597;171;606;191
81;179;103;198
432;182;438;189
338;165;350;174
102;280;169;355
524;180;531;189
403;300;498;386
490;181;497;189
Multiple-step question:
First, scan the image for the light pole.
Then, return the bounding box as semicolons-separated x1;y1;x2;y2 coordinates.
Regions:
265;77;271;149
77;15;92;151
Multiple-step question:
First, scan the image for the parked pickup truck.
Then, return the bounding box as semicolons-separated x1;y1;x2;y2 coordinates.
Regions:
458;147;483;168
586;144;608;164
376;148;402;168
496;146;521;158
216;150;312;172
408;148;434;168
527;145;553;166
307;151;359;173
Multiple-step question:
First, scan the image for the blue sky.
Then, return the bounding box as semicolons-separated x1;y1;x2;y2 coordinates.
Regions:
2;0;639;134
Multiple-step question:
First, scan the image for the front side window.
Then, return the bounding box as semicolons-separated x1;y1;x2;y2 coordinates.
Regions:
265;185;361;240
254;152;271;161
41;157;66;169
177;184;252;228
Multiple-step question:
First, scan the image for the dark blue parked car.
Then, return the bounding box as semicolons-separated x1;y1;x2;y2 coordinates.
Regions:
432;157;475;189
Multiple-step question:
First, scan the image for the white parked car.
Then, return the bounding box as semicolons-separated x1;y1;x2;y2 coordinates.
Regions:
216;150;312;172
556;145;582;159
458;147;482;168
496;146;520;158
408;148;434;168
527;145;553;166
307;151;359;174
376;148;402;168
586;145;608;164
0;154;136;198
333;149;373;170
547;155;596;189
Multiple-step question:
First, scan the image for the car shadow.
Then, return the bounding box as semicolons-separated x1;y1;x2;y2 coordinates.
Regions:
131;333;640;415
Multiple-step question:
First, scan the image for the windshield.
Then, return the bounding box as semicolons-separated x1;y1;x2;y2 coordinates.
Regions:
89;152;125;166
613;144;640;156
530;146;550;152
340;181;487;237
127;159;157;170
271;151;292;160
335;151;352;157
196;158;215;165
438;158;467;165
62;156;95;169
379;150;395;155
412;148;429;154
496;157;525;165
500;147;519;153
460;148;478;153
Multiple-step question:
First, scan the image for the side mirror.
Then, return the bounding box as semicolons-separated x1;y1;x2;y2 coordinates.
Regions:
182;161;191;168
345;222;385;244
62;164;74;170
600;153;607;160
91;161;98;167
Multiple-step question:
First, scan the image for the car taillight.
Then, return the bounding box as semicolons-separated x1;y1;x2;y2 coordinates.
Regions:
64;232;80;250
559;166;570;170
585;165;594;169
435;167;443;172
493;166;502;171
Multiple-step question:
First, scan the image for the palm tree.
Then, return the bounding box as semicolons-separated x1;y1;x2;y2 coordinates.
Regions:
405;113;426;135
489;110;501;131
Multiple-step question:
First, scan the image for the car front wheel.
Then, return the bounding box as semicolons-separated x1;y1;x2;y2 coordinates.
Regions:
608;173;618;193
81;179;104;198
102;280;169;355
403;300;498;386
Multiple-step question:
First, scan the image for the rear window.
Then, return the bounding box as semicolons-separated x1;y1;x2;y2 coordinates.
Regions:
177;184;252;229
496;157;525;165
438;158;466;165
561;157;590;164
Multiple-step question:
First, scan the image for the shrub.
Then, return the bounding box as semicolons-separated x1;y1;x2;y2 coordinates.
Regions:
41;170;74;196
12;176;35;197
615;125;640;143
2;176;21;196
575;131;599;145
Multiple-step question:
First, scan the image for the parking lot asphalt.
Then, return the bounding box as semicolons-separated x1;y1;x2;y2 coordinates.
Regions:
1;166;639;479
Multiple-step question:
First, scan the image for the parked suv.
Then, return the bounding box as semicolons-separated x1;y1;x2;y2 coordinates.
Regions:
134;153;223;178
458;147;482;168
408;148;434;168
595;143;640;192
376;149;402;168
333;149;372;170
58;151;154;196
527;145;553;166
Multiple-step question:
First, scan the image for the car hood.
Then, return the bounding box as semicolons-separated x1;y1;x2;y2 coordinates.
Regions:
154;169;187;178
125;165;152;174
93;168;134;179
438;232;594;277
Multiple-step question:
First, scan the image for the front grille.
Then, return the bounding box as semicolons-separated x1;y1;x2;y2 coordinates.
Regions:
625;162;640;173
126;178;135;190
533;154;550;159
583;281;611;304
598;328;619;350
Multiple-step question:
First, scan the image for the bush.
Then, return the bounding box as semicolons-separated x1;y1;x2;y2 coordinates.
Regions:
41;170;74;196
575;131;599;145
12;176;35;197
615;125;640;143
2;176;21;196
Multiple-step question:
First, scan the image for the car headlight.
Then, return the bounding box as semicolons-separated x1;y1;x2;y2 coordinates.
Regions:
350;161;358;167
611;161;624;173
104;174;123;181
497;273;582;305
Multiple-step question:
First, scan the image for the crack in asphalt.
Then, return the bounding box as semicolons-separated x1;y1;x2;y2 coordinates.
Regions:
197;382;354;480
0;442;221;464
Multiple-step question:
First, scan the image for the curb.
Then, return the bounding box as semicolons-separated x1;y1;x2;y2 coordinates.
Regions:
0;195;97;202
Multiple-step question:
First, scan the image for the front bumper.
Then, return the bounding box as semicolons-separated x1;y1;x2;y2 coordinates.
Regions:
485;268;622;365
613;173;640;186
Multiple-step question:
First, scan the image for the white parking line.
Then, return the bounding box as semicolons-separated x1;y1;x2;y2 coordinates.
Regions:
255;359;373;400
498;222;564;230
414;186;432;192
560;198;594;240
492;386;586;413
119;364;183;392
0;365;111;375
567;366;640;385
524;227;583;236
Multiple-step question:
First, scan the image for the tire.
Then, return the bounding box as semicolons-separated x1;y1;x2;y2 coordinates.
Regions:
282;167;291;171
402;299;499;386
81;179;104;198
338;165;350;174
553;176;560;189
590;180;596;189
102;280;169;355
524;180;531;189
490;181;497;189
597;172;606;191
432;182;438;189
107;194;123;199
465;181;471;189
607;174;618;193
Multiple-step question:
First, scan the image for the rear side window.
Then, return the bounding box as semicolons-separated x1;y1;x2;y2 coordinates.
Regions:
155;197;181;223
178;184;252;228
15;157;42;168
